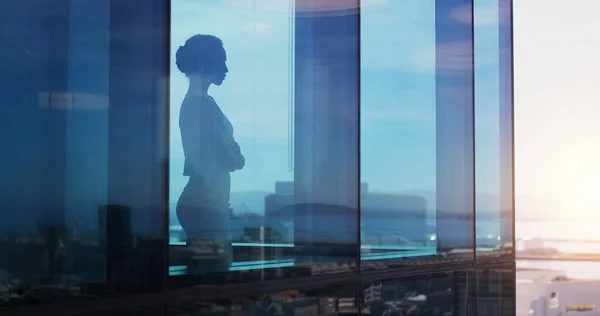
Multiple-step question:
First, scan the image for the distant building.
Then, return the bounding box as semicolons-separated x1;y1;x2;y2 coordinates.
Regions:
265;182;295;243
98;205;132;292
266;182;428;250
530;279;600;316
517;238;545;251
364;283;382;303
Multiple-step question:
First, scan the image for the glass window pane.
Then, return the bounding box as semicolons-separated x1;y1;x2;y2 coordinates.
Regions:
360;0;475;265
362;271;475;315
0;0;169;309
475;0;514;257
167;281;358;315
1;0;516;314
477;264;515;316
168;1;360;282
498;0;515;252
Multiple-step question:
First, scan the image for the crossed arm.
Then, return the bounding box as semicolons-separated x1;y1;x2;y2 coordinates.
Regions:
180;102;244;183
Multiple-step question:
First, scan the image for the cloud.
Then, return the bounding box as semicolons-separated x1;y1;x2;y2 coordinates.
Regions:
451;1;510;27
435;41;473;70
362;105;434;123
451;3;472;25
37;92;109;111
413;41;473;73
243;22;272;34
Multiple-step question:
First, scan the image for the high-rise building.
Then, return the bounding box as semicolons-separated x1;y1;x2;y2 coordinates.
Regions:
0;0;515;314
265;181;295;243
98;205;133;292
364;283;382;304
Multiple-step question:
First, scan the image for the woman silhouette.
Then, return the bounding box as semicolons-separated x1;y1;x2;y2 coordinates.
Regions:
175;34;244;273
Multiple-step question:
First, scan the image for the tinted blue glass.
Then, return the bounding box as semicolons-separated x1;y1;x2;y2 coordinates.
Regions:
360;0;475;264
498;0;515;252
168;1;360;280
360;0;437;262
0;0;169;309
477;264;515;316
433;0;476;259
475;0;514;255
0;0;515;314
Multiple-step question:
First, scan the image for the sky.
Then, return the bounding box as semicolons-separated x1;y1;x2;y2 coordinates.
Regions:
169;0;502;206
168;0;600;220
514;0;600;218
4;0;597;236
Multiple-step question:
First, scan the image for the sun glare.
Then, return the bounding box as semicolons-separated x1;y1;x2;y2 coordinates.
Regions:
554;139;600;219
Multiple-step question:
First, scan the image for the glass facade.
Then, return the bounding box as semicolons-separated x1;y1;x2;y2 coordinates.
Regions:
0;0;514;315
474;0;514;257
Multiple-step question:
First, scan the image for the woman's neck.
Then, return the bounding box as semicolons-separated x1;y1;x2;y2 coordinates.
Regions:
188;75;211;96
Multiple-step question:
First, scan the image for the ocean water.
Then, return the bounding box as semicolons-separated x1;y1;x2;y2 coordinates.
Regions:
517;220;600;253
516;220;600;281
517;220;600;241
517;260;600;280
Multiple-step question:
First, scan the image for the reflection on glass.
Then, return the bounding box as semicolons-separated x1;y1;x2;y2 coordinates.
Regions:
477;264;515;316
175;34;244;273
360;0;475;264
474;0;501;252
169;0;297;277
498;0;515;251
0;0;169;308
362;271;473;316
360;0;437;262
168;0;360;279
0;0;514;313
475;0;514;255
168;282;357;315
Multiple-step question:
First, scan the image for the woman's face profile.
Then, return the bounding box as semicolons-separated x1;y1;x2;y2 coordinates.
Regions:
204;46;228;86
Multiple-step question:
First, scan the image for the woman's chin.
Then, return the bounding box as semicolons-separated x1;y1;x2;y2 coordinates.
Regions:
214;77;225;86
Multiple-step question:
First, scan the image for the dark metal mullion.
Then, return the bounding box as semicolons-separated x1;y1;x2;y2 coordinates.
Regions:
356;0;362;280
471;0;478;314
161;0;172;312
470;0;477;260
356;1;363;313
